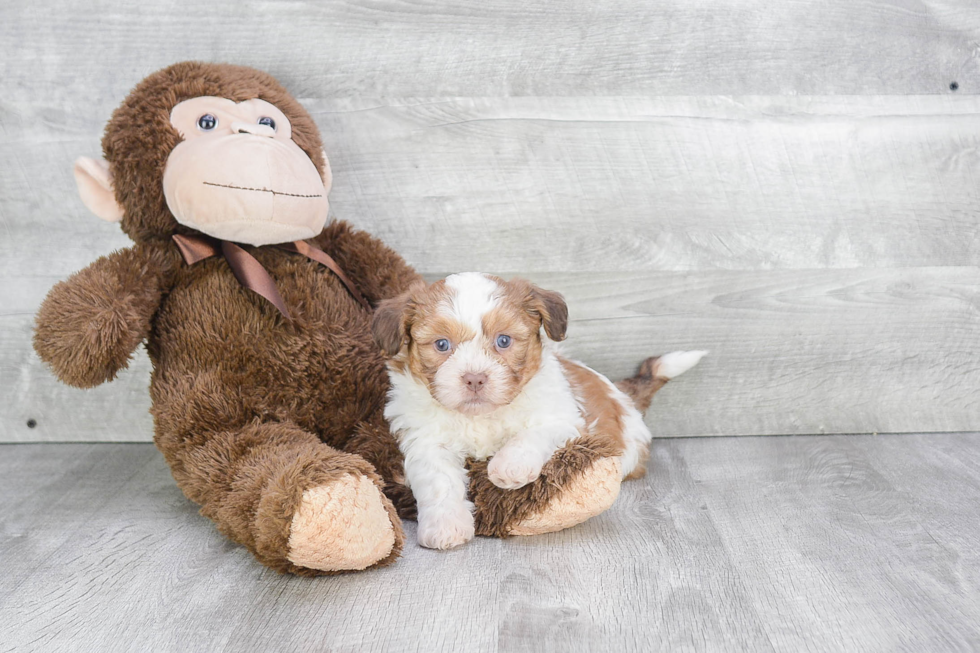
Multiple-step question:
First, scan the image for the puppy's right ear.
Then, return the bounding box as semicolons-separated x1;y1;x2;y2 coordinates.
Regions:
372;286;419;357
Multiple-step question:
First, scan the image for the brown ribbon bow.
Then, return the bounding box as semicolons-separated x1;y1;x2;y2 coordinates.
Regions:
172;233;371;319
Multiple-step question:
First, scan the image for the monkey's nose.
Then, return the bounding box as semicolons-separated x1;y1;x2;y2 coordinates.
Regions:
231;121;276;137
462;372;488;391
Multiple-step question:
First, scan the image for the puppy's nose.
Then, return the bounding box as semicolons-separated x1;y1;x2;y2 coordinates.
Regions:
462;372;488;391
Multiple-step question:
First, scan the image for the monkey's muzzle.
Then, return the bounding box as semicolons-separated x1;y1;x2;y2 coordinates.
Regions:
163;134;329;246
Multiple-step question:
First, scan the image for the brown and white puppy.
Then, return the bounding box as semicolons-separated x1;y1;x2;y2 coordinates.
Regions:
373;272;705;550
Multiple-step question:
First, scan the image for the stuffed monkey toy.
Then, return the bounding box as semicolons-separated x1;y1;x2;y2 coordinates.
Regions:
33;62;647;575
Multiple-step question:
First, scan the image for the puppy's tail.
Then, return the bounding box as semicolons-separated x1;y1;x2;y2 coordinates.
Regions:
615;350;707;415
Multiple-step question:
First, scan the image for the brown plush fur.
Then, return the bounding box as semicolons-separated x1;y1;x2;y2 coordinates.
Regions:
469;356;671;536
468;433;622;537
35;62;420;575
33;62;657;574
102;62;327;244
33;244;170;388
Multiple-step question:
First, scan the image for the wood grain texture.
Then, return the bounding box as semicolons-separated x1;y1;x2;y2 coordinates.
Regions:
5;266;978;441
681;435;980;650
1;0;978;100
314;96;980;273
4;3;980;443
5;97;980;277
546;266;980;437
3;436;980;652
5;97;980;441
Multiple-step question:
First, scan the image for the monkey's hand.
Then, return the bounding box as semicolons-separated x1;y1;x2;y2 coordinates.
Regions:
33;246;167;388
313;220;424;304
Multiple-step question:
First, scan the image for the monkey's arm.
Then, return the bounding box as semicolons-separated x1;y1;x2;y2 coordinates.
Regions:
33;245;168;388
313;220;423;304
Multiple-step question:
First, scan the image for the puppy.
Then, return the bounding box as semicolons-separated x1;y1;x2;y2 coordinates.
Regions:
372;272;705;550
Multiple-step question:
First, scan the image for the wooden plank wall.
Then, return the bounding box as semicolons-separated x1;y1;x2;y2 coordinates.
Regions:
2;1;979;442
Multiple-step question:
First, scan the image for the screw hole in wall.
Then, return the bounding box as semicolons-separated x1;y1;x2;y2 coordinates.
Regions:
950;81;959;91
26;419;37;429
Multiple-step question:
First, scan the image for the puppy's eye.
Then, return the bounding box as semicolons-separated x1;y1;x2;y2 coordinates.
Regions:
495;334;512;349
197;114;217;131
434;339;451;353
257;116;276;130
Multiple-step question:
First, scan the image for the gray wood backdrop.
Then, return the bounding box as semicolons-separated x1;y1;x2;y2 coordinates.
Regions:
2;0;979;442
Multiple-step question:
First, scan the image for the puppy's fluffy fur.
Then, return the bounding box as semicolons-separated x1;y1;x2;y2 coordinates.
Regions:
373;272;704;550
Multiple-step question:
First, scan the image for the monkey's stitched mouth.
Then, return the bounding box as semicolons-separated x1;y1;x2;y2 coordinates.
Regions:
203;181;322;199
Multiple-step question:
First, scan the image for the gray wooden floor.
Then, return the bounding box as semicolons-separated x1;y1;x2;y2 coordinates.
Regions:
2;434;979;652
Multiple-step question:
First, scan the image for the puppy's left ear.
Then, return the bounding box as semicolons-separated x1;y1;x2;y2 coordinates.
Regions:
372;287;418;357
527;284;568;342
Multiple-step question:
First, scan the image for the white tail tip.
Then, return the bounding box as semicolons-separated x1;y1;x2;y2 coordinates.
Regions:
654;350;707;380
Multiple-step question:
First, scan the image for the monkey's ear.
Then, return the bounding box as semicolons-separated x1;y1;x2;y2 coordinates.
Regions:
73;157;124;223
320;149;333;193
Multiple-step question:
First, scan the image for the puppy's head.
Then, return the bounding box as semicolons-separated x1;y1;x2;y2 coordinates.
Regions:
373;273;568;416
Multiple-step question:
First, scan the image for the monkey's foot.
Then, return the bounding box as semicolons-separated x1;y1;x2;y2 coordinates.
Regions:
287;474;398;571
508;458;622;536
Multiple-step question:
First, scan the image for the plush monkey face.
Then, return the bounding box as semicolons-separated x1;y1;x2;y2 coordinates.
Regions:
162;96;330;245
71;62;331;246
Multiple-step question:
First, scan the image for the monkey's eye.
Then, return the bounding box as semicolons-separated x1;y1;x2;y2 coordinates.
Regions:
434;339;452;353
257;116;276;130
495;334;512;349
197;114;217;131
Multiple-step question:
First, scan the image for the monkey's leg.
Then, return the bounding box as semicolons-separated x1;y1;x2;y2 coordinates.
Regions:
343;411;417;521
347;409;622;538
467;434;623;538
156;420;403;575
481;352;707;535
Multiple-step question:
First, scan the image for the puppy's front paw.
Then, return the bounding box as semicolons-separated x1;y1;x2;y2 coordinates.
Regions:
417;505;475;550
488;449;543;490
